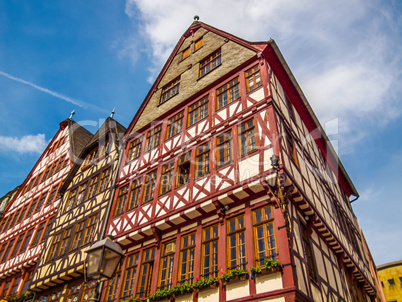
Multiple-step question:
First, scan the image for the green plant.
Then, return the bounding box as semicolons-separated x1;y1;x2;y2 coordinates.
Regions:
219;267;247;282
193;276;219;289
120;297;145;302
148;289;170;301
250;258;281;275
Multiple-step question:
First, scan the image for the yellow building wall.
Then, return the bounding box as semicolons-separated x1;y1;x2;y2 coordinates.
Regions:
378;261;402;302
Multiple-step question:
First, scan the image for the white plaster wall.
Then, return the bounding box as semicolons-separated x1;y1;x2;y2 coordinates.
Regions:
255;272;283;294
259;297;285;302
225;280;249;300
198;288;219;302
174;293;193;302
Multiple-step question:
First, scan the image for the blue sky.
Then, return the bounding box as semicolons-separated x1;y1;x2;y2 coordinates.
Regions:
0;0;401;265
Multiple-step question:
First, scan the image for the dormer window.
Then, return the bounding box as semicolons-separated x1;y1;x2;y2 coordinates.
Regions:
199;49;221;77
160;77;180;104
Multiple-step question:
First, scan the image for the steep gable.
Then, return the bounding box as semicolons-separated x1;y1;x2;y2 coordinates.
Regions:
128;21;266;135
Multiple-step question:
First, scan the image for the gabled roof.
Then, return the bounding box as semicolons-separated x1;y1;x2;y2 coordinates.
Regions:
58;117;126;195
2;119;92;214
126;20;267;136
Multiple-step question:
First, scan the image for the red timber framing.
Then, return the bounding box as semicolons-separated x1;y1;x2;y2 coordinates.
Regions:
0;119;92;300
102;20;380;302
28;118;126;301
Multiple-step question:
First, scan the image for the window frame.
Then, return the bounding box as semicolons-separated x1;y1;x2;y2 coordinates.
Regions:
158;241;176;291
238;119;257;157
143;170;157;204
201;225;219;278
178;233;196;285
216;77;240;110
160;77;180;104
227;215;247;271
120;253;139;299
252;206;277;266
188;96;209;127
127;137;143;162
160;161;174;196
195;143;210;178
82;215;98;246
245;64;262;93
166;111;184;140
216;131;233;168
137;248;155;298
194;37;203;52
176;152;191;188
70;221;85;251
128;178;142;211
199;48;221;77
145;125;162;152
182;46;190;60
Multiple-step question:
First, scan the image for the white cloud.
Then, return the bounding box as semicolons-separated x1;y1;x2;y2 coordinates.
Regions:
123;0;402;136
0;134;48;154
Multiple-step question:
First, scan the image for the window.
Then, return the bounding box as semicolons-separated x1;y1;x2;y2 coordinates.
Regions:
105;264;121;302
159;241;176;290
195;143;210;178
182;46;190;60
65;283;81;302
253;206;277;266
21;271;34;295
128;179;142;211
143;171;157;203
98;168;111;193
127;137;142;162
176;152;191;187
216;77;240;109
160;161;174;195
245;64;261;92
120;253;139;299
178;233;196;284
65;188;77;212
1;239;15;263
1;281;11;297
17;204;28;224
75;182;88;207
99;140;111;157
216;131;232;167
82;280;97;302
166;111;184;139
46;183;59;207
70;222;85;251
188;96;208;127
83;215;98;246
194;37;203;51
58;227;72;256
145;125;162;152
238;119;256;156
200;49;221;77
0;244;5;263
137;248;155;298
115;185;129;216
227;216;246;270
87;174;100;199
285;94;295;123
388;278;395;286
285;128;299;167
20;229;34;254
48;233;62;260
10;235;23;258
160;77;180;104
31;222;46;247
84;148;98;166
201;225;219;278
301;224;318;283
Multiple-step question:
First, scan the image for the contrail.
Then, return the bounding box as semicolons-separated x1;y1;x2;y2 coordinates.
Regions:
0;70;84;107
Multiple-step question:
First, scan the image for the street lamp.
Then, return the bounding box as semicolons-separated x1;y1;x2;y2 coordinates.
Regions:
85;235;124;301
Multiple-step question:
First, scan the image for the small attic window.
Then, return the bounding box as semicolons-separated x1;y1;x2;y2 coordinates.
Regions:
199;48;221;77
194;37;203;51
160;77;180;104
182;47;190;60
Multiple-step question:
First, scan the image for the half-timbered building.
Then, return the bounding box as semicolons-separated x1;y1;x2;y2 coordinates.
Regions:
0;118;92;300
29;117;126;302
103;19;383;302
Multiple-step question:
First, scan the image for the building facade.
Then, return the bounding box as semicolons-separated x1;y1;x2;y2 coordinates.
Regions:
377;261;402;302
29;118;126;302
102;20;383;302
0;119;92;300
